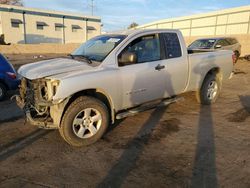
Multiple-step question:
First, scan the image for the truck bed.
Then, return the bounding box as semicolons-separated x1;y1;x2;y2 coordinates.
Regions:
185;50;233;92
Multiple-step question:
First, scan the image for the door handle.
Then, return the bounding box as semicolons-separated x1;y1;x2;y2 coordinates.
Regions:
155;64;165;71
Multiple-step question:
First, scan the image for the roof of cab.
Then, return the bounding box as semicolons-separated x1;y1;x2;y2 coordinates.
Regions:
107;29;180;36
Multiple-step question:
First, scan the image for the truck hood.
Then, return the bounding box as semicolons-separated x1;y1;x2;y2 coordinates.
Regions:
18;58;94;80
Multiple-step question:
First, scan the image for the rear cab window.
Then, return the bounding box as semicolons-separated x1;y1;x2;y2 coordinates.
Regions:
161;32;182;59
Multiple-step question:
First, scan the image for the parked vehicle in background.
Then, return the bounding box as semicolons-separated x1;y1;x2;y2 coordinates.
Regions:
16;29;234;147
0;54;20;100
188;37;241;63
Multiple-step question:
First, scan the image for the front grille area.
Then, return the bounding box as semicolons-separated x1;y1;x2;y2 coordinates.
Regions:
18;78;55;128
20;78;48;117
20;78;37;108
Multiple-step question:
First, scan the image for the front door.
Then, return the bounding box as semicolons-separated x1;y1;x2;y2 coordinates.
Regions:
118;34;167;108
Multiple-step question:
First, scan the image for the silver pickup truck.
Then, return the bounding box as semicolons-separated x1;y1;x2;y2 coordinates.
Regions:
16;29;234;146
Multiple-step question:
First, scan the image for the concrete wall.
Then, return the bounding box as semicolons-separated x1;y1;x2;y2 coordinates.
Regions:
64;18;87;43
1;34;248;56
0;43;80;54
0;4;101;44
24;14;63;44
138;5;250;56
1;11;25;44
86;20;101;40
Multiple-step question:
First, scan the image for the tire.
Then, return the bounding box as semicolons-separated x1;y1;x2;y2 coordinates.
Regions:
59;96;109;147
196;73;221;105
234;51;240;64
0;83;7;101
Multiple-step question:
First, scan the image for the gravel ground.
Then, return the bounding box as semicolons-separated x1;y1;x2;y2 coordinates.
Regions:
0;56;250;188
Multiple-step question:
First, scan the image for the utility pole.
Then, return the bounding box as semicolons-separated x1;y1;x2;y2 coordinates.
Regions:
90;0;94;16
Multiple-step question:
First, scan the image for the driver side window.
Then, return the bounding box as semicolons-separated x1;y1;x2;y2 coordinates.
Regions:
118;34;160;66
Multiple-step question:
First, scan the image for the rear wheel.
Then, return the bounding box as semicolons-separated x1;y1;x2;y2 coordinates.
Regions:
196;73;221;105
0;83;7;101
59;96;109;147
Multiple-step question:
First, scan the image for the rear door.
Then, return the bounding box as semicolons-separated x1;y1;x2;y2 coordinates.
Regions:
159;32;189;97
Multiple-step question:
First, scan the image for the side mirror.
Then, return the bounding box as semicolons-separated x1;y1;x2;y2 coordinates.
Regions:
118;52;137;66
215;44;222;49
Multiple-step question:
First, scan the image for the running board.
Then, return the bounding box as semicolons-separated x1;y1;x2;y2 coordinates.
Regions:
116;97;184;120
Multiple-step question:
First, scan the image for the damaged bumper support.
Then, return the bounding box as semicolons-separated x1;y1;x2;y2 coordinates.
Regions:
16;78;68;129
26;110;57;129
16;96;69;129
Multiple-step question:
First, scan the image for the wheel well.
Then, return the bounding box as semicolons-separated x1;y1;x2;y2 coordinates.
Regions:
206;67;221;78
0;80;8;90
196;67;222;104
202;67;222;86
234;50;240;57
61;89;114;124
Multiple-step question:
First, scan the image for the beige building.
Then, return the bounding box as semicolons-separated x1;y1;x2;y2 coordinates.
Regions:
137;5;250;56
0;4;101;44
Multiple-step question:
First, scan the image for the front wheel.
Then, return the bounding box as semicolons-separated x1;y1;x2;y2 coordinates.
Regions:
196;74;221;105
59;96;109;147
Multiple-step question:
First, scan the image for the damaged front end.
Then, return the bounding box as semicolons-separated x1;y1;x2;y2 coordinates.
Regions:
16;77;68;129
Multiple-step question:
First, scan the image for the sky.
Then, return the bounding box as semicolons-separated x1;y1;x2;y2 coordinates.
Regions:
22;0;250;31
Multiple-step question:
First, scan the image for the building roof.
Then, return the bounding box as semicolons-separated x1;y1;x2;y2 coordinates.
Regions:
0;4;101;22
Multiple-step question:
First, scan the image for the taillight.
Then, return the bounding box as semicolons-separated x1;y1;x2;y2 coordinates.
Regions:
6;72;17;79
232;54;236;64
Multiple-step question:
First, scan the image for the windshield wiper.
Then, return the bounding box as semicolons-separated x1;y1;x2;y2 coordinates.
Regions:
68;54;92;64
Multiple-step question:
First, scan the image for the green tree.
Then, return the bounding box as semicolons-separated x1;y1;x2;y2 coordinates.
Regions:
128;22;139;29
0;0;23;6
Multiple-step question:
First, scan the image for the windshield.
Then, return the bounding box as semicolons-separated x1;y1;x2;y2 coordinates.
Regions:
72;35;127;62
189;39;216;49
